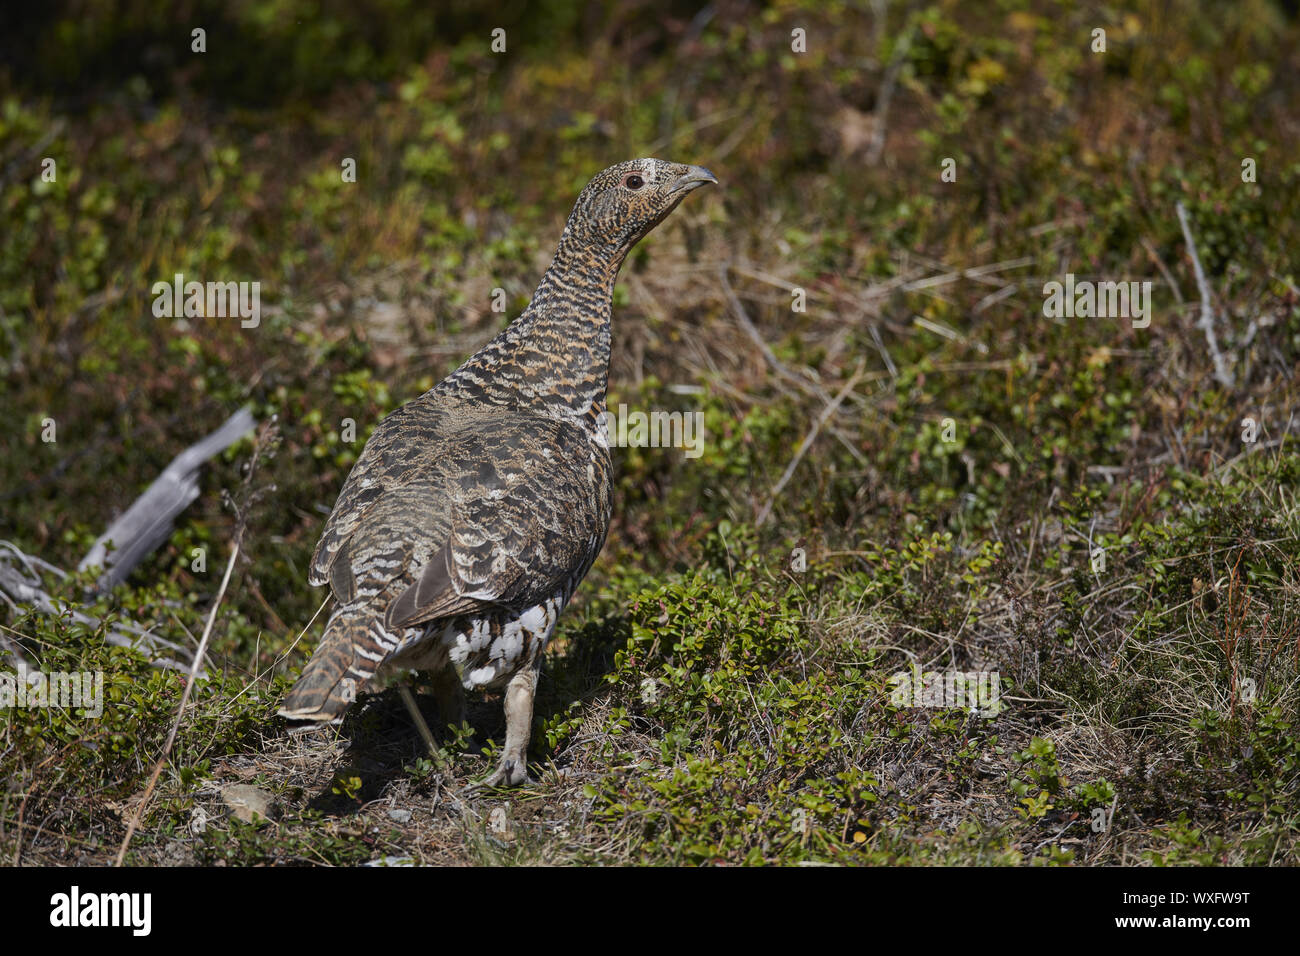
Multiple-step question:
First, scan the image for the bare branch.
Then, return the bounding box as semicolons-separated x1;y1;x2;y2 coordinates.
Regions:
1176;201;1235;388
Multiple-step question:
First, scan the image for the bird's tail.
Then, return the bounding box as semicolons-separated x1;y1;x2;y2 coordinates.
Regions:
279;603;393;722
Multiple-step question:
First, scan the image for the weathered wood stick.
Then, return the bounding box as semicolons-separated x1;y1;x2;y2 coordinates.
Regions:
0;406;256;674
0;543;195;672
79;406;256;590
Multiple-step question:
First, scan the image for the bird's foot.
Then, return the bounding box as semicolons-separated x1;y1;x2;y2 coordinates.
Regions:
467;753;534;790
466;664;540;790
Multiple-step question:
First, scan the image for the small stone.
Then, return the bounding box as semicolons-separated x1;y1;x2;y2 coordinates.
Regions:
221;784;276;824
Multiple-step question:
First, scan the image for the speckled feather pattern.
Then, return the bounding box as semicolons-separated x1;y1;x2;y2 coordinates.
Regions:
279;158;715;781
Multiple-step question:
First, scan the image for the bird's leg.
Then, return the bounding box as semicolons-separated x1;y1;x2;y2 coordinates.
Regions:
398;684;439;760
431;662;466;734
473;663;539;788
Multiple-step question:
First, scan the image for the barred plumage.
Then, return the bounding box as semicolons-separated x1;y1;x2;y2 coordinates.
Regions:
280;159;717;786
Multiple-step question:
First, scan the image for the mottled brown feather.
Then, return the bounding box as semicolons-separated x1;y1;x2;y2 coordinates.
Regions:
280;160;716;764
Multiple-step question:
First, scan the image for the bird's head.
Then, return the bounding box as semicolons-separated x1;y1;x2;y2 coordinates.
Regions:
563;158;717;261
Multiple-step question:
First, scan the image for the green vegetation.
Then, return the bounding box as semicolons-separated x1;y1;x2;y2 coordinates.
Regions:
1;0;1298;865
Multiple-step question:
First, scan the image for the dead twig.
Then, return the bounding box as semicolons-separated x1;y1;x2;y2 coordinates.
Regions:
756;362;866;527
866;23;914;166
113;530;242;865
1175;201;1234;388
113;418;278;866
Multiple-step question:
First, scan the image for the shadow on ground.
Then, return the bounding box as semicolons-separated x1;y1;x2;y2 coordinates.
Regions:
300;612;631;814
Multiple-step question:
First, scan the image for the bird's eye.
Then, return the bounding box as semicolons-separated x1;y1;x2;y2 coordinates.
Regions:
624;174;644;190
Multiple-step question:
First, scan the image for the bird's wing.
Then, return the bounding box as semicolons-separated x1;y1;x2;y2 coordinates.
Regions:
309;400;439;591
312;408;610;626
386;414;611;627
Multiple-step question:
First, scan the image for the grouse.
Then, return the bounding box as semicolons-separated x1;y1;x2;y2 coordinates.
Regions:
280;159;717;786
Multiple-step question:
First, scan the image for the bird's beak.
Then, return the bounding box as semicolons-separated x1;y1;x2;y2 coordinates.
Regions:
672;165;719;194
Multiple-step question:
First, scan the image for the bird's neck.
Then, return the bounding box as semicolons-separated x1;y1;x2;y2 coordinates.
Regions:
439;232;623;428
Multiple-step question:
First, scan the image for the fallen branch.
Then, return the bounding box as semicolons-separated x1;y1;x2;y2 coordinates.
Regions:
0;406;256;674
0;540;195;673
80;406;257;591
